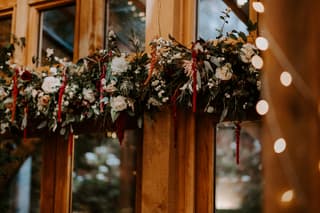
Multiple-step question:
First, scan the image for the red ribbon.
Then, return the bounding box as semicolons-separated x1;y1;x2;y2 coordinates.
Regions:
115;112;127;145
68;132;74;156
191;45;197;113
235;122;241;164
11;69;19;122
58;68;67;123
100;63;106;112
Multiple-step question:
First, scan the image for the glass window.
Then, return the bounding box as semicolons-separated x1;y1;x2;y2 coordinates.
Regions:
215;122;262;213
0;16;12;47
107;0;146;51
38;5;76;62
0;139;42;213
72;131;139;213
197;0;248;39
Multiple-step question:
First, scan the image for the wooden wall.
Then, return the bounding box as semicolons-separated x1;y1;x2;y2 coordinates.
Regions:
260;0;320;212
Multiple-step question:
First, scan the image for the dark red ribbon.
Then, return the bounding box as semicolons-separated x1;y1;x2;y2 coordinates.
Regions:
191;45;197;113
235;122;241;164
115;112;127;145
58;69;67;123
11;69;19;122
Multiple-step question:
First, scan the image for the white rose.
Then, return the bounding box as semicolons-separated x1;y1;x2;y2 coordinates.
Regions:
215;63;233;80
46;48;54;57
82;88;96;103
240;43;256;63
110;96;127;111
41;76;61;93
49;67;58;75
111;55;129;75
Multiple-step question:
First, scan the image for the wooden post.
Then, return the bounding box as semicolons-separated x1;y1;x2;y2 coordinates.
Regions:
260;0;320;212
40;134;72;213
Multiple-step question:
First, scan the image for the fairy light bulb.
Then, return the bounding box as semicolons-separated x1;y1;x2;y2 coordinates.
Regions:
274;138;286;153
237;0;248;7
280;71;292;87
252;2;265;13
252;55;264;69
256;100;269;115
255;37;269;51
281;190;294;203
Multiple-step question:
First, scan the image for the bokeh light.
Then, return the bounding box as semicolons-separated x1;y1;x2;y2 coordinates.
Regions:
256;100;269;115
255;37;269;51
274;138;286;153
281;190;294;203
252;2;265;13
252;55;264;69
280;71;293;87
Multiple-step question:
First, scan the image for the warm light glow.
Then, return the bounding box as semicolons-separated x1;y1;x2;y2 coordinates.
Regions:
111;132;117;139
255;37;269;51
252;2;265;13
128;1;133;5
237;0;248;7
256;100;269;115
318;161;320;172
274;138;286;153
281;190;294;202
251;55;264;69
280;71;292;87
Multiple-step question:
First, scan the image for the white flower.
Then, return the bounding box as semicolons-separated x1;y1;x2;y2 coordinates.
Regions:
110;96;127;111
111;55;129;75
46;48;54;57
82;88;96;103
41;76;61;93
49;67;58;75
240;43;256;63
215;63;233;80
206;106;214;113
193;42;203;52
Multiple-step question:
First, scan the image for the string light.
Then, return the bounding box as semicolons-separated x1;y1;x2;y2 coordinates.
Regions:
280;71;292;87
255;37;269;51
251;55;264;69
281;190;294;202
237;0;248;7
274;138;286;153
256;100;269;115
252;2;265;13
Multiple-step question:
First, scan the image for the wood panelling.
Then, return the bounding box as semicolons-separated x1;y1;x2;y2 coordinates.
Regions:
75;0;105;59
260;0;320;212
40;134;72;213
0;0;16;11
195;116;214;213
141;109;173;213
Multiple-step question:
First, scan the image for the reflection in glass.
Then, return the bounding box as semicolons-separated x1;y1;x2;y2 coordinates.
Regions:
39;5;75;61
197;0;248;39
215;122;262;213
107;0;146;51
0;140;42;213
72;132;138;213
0;16;12;47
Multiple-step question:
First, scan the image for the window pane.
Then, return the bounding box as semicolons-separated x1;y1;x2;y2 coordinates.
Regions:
215;122;262;213
0;16;12;47
197;0;248;39
107;0;146;51
0;140;42;213
39;5;75;62
72;132;139;213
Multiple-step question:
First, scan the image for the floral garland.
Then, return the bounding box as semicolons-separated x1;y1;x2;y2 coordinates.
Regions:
0;28;261;141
